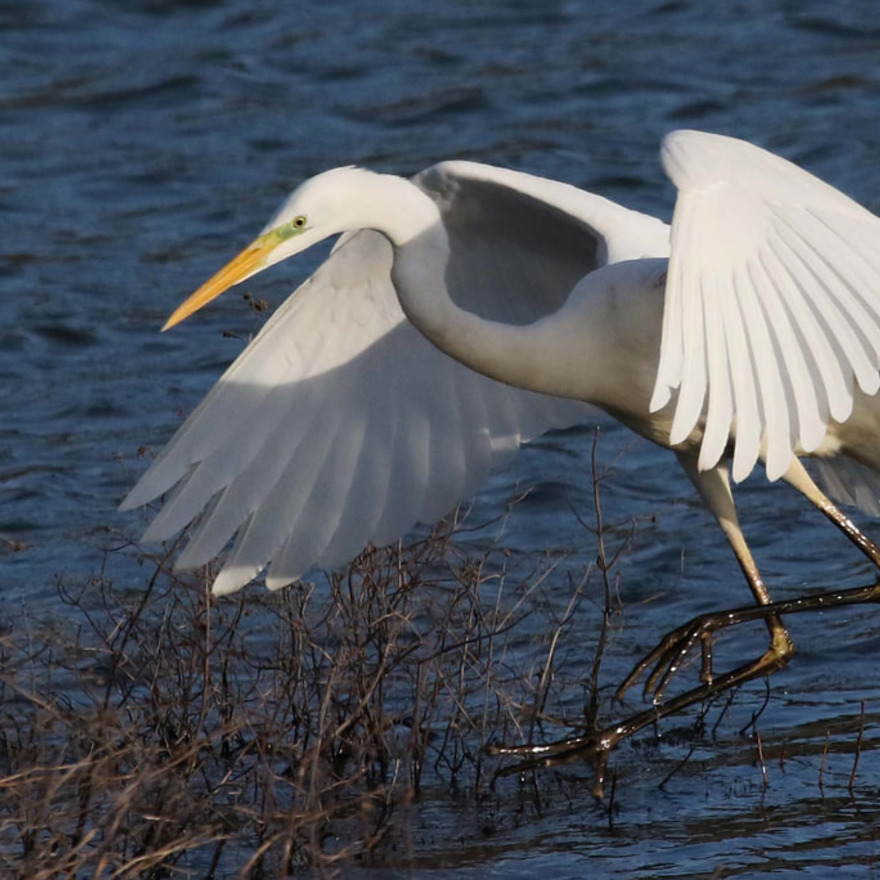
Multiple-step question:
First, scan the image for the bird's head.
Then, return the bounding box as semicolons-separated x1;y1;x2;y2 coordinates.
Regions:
161;166;379;331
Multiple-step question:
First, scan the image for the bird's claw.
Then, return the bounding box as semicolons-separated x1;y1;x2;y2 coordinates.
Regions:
486;731;614;795
617;612;722;704
486;731;604;763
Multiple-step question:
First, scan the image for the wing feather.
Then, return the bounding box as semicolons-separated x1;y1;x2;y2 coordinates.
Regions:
769;228;861;423
750;249;823;453
722;266;763;480
804;208;880;327
778;210;880;379
655;130;880;480
774;219;878;385
743;259;795;480
697;274;732;471
313;378;399;569
762;233;848;420
668;235;707;445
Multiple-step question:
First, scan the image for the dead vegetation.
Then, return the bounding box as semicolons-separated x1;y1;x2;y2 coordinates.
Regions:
0;440;638;878
5;434;872;876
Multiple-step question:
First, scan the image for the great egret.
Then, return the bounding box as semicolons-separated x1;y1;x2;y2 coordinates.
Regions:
123;131;880;770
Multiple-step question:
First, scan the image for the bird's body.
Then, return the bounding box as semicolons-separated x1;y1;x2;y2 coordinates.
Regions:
124;130;880;651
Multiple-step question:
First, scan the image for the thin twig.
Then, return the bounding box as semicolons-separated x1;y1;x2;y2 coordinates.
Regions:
818;730;831;791
755;731;769;789
849;699;866;795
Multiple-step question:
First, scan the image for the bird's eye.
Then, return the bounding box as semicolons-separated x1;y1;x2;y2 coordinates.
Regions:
293;215;306;229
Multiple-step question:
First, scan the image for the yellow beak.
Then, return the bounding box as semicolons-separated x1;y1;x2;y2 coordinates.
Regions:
162;236;276;332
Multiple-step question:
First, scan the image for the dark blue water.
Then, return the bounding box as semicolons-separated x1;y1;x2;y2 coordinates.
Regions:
5;0;880;875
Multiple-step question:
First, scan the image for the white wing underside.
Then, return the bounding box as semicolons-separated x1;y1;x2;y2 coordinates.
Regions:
123;163;668;594
653;130;880;483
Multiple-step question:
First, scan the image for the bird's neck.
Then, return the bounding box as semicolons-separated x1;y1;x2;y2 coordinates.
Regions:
354;177;507;381
358;173;444;249
386;206;595;402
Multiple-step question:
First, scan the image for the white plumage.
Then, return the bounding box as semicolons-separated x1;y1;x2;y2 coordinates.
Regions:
654;131;880;481
122;130;880;607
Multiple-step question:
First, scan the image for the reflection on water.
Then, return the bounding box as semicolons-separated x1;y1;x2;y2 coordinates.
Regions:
5;0;880;875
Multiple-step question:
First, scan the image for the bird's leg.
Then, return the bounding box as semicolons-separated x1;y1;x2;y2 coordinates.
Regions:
488;642;792;797
783;458;880;566
620;459;880;642
618;454;794;704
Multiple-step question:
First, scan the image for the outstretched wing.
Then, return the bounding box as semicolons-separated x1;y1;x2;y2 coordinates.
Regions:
651;130;880;482
123;228;588;594
124;160;673;596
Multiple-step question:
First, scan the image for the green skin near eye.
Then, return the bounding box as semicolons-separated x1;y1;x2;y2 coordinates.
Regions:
260;216;308;247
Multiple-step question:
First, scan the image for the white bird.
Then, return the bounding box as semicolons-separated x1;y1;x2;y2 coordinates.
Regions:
123;130;880;706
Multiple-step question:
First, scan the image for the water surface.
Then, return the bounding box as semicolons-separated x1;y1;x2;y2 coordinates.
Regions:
4;0;880;875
